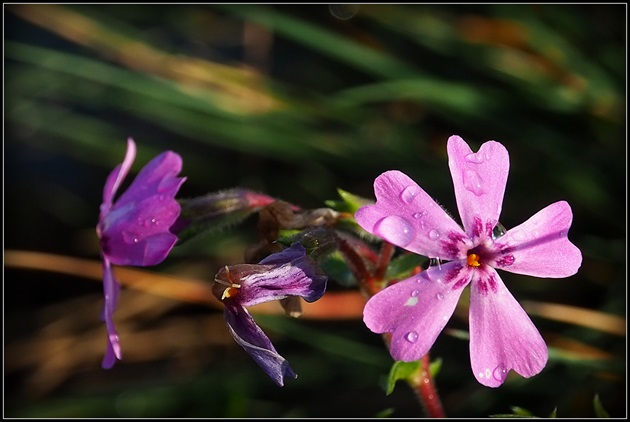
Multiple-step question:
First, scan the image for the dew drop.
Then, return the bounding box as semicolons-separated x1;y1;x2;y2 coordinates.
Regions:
405;331;419;343
122;231;140;244
463;169;484;196
151;218;159;226
412;209;427;219
411;290;419;297
465;152;485;164
374;215;416;247
429;257;442;270
405;297;418;307
428;230;440;240
492;222;507;240
400;185;421;204
492;365;508;381
436;293;444;301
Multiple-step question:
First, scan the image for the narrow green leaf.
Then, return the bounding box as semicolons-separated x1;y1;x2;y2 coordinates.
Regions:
385;360;420;395
593;394;610;418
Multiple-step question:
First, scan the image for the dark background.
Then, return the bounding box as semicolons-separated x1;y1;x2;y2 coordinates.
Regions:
4;4;626;418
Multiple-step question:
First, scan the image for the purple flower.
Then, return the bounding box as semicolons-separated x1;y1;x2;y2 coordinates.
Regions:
355;135;582;387
212;242;327;386
96;138;186;369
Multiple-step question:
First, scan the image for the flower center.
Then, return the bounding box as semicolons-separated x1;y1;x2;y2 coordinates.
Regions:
214;265;241;300
467;253;481;268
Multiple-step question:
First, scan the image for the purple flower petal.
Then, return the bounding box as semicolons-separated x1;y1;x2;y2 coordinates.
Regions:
468;268;548;387
97;140;186;369
101;257;122;369
216;243;327;307
493;201;582;278
355;170;467;260
114;150;185;208
100;194;182;266
447;136;509;241
224;303;297;386
101;138;136;216
363;261;469;362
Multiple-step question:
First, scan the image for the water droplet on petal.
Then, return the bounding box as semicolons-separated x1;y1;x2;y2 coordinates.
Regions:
151;218;159;226
436;293;444;300
405;331;418;343
122;231;140;245
400;185;421;204
374;216;416;247
492;222;507;240
463;169;484;196
411;290;419;297
492;365;508;382
405;297;418;307
428;230;440;241
412;209;427;219
465;152;485;164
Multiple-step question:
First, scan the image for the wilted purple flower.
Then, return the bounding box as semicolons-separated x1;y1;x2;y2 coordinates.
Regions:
96;138;186;369
212;242;327;386
355;135;582;387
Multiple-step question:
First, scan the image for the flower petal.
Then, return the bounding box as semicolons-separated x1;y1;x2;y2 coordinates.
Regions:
115;150;186;208
493;201;582;278
355;170;467;260
447;136;509;240
101;138;136;213
216;243;328;307
101;195;182;266
224;303;297;386
363;261;470;362
468;268;548;387
101;257;122;369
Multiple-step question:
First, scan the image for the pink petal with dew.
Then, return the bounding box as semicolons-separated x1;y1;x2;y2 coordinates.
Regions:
493;201;582;278
355;170;467;260
447;136;509;240
102;138;136;211
363;261;470;362
468;268;547;388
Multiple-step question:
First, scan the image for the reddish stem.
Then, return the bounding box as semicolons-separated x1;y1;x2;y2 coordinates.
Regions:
345;239;446;418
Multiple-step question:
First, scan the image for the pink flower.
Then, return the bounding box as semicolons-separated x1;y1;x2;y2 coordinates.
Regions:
97;138;186;369
355;135;582;387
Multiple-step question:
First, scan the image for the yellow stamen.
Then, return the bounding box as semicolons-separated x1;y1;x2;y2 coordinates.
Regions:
221;286;239;300
467;253;481;267
217;265;241;300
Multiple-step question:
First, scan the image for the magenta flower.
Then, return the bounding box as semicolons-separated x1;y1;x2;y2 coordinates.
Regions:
212;242;327;386
96;138;186;369
355;135;582;387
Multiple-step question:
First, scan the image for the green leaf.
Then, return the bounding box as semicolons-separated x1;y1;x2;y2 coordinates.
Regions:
325;188;371;214
548;407;558;418
509;406;533;416
428;357;443;378
374;408;395;418
319;252;358;288
593;394;610;418
386;253;427;280
385;360;421;395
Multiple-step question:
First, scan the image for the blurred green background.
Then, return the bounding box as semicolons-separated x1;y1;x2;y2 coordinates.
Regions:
4;4;626;418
